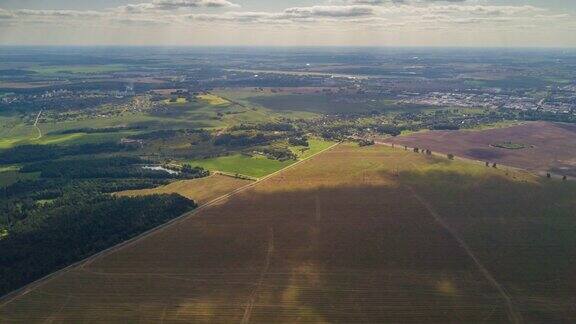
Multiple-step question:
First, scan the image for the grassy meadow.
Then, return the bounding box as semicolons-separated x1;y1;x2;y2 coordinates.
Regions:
162;98;189;105
197;94;230;106
188;154;292;179
0;90;323;150
187;138;336;178
29;65;128;75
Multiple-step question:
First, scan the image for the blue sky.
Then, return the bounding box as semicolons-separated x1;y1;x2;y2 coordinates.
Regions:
0;0;575;46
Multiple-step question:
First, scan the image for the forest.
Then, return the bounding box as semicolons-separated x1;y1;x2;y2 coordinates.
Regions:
0;143;133;164
0;142;208;296
0;193;196;296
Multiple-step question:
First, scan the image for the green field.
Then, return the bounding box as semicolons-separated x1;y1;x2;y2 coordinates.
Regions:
247;93;397;114
162;98;189;105
29;65;128;75
0;123;137;149
0;111;220;149
189;154;292;178
290;138;336;159
29;132;139;146
0;165;19;173
188;139;335;178
214;89;319;120
0;89;325;150
197;94;230;106
0;122;38;149
0;107;306;149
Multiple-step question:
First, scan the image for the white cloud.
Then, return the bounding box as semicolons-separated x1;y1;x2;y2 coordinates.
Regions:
13;9;105;18
0;1;573;46
184;5;378;24
283;5;376;18
117;0;239;13
152;0;240;9
0;8;16;19
0;2;556;25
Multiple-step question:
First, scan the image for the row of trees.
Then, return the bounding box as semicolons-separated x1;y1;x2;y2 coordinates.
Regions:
405;145;571;181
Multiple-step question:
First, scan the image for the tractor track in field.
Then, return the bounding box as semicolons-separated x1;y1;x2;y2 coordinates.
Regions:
240;227;274;324
407;186;523;324
386;148;523;323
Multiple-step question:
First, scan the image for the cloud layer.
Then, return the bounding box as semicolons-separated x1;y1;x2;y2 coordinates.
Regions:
0;0;574;46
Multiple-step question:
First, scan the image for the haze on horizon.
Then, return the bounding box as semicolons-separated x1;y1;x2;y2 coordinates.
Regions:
0;0;575;47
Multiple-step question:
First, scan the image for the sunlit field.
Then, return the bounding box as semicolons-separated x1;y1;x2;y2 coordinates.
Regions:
2;144;574;322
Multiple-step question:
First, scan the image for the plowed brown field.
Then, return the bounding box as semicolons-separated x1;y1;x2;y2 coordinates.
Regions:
385;121;576;177
2;144;575;323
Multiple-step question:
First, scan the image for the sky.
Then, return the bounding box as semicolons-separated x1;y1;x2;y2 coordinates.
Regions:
0;0;575;47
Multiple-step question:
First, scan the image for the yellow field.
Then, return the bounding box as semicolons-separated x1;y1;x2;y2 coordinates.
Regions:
115;174;251;205
2;144;575;322
162;97;188;105
197;93;230;106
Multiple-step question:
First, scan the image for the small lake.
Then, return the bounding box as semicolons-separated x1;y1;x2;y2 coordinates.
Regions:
142;166;180;175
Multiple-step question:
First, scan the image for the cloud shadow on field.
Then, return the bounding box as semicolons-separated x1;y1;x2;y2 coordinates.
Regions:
398;168;576;323
3;165;576;323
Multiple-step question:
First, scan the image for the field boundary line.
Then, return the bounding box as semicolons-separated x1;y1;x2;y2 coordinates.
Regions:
373;140;539;176
0;142;340;308
380;139;573;182
213;171;259;181
407;186;523;324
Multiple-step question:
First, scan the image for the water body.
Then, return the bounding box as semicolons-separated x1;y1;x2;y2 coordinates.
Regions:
142;166;179;175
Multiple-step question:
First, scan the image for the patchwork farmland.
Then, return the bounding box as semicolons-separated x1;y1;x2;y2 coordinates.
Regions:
1;144;575;323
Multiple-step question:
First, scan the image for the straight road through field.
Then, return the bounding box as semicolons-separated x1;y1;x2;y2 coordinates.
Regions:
0;142;340;309
2;142;544;323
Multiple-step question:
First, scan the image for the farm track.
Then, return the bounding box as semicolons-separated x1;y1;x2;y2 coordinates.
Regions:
0;142;340;308
240;227;274;324
369;145;525;323
374;140;527;175
32;109;43;140
33;126;42;140
407;186;523;324
3;142;573;322
392;152;523;323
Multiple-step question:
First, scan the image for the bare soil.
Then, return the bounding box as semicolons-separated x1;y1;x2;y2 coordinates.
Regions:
386;122;576;177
